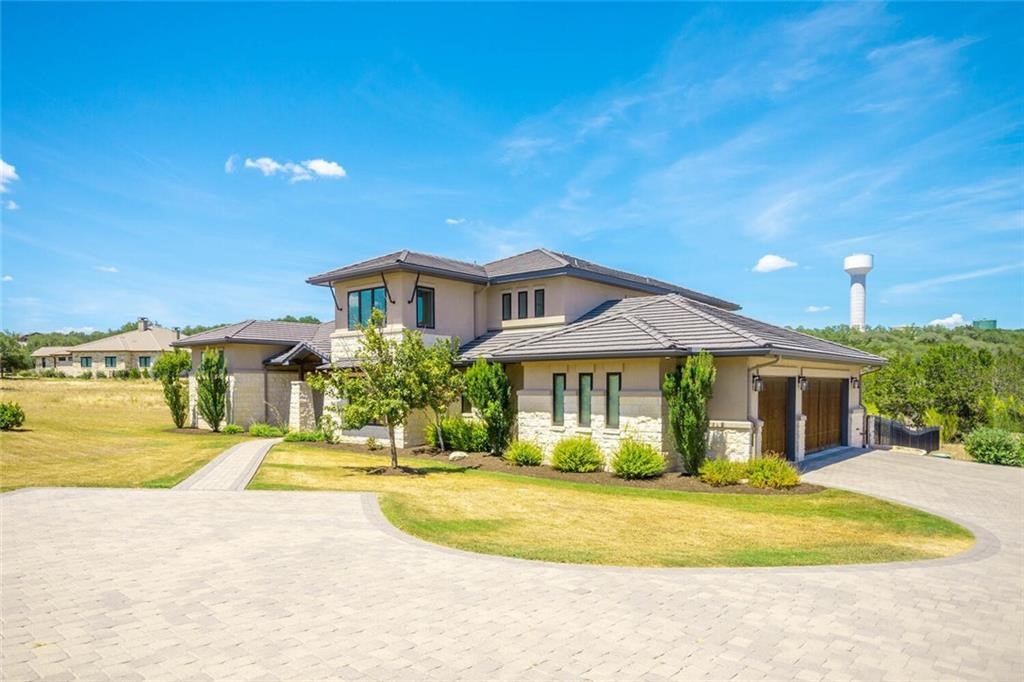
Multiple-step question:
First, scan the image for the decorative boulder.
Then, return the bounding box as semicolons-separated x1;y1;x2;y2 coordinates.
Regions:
448;451;469;462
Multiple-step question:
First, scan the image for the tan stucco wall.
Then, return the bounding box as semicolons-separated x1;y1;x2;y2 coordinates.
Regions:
483;275;654;331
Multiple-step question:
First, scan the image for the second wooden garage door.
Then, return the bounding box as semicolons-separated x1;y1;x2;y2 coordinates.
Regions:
804;379;843;453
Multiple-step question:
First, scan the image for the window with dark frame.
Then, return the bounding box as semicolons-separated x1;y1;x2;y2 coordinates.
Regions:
552;373;566;425
606;373;621;429
104;356;117;368
501;293;512;321
517;291;529;319
347;286;387;329
415;286;435;329
534;289;545;318
139;356;152;368
461;393;471;414
578;373;593;427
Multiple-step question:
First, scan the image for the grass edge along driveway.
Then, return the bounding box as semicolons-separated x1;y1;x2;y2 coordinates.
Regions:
250;444;973;568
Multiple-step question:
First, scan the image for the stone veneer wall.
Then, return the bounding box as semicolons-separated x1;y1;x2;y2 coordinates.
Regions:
265;372;298;426
288;381;317;432
706;420;755;462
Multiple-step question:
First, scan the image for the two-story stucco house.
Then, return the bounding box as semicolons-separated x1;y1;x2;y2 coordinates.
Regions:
176;248;883;466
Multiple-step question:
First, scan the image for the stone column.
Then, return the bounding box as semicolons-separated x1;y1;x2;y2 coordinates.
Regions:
289;381;317;432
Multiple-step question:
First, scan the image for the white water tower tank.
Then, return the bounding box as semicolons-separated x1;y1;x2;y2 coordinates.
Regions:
844;254;874;330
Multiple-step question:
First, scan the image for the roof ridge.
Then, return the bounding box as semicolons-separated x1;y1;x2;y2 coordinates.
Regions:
537;248;570;266
665;295;767;347
397;249;410;263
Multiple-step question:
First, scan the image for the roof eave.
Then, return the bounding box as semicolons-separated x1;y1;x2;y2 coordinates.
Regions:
306;262;488;286
172;337;298;348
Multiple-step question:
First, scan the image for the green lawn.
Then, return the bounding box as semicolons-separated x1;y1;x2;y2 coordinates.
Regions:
0;378;246;491
251;444;974;568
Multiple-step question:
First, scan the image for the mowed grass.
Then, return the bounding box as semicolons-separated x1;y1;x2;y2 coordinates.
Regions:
0;379;246;491
251;444;974;568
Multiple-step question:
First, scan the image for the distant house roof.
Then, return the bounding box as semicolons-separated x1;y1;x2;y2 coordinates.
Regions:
65;326;179;354
173;320;333;366
30;346;72;358
306;247;739;310
461;294;884;366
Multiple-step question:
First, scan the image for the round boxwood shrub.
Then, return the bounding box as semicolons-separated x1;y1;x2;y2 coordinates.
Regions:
550;436;603;473
221;424;244;434
963;427;1023;467
504;440;543;466
746;456;800;488
698;459;747;487
0;401;26;430
611;438;665;479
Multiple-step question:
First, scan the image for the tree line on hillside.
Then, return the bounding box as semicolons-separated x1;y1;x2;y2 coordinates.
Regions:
799;325;1024;438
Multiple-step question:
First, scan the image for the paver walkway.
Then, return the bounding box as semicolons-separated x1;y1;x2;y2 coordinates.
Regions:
174;438;281;491
2;449;1022;681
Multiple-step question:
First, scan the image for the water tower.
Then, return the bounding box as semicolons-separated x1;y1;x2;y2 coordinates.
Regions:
843;254;874;330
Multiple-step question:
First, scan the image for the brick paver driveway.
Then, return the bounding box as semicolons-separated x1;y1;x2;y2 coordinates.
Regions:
2;449;1021;681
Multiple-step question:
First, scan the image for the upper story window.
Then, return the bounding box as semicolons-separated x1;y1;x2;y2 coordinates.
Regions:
517;291;528;319
415;286;435;329
104;356;117;368
534;289;545;318
501;293;512;321
347;286;387;329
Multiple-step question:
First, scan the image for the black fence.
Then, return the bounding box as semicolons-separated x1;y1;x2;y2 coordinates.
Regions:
867;415;940;452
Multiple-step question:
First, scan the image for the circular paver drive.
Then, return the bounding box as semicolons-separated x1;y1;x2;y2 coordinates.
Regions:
2;449;1021;681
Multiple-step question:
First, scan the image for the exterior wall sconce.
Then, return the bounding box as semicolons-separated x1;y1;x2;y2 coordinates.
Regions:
850;377;861;389
797;375;809;391
752;374;764;392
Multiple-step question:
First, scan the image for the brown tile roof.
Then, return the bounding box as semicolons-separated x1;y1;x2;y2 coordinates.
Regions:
173;321;334;365
65;327;178;353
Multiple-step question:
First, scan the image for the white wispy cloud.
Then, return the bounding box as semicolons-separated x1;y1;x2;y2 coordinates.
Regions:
4;200;19;211
0;158;18;193
2;275;13;282
753;254;798;273
224;154;239;173
805;305;831;313
445;217;466;225
240;156;347;183
928;313;969;329
887;262;1023;296
94;265;119;273
57;326;96;334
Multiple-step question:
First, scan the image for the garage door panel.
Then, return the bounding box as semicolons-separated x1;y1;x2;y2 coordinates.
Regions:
805;379;842;453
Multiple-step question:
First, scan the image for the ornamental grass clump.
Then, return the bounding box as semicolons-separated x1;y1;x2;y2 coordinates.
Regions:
551;436;603;473
611;438;665;479
698;459;748;487
248;422;286;438
504;440;543;466
746;455;800;489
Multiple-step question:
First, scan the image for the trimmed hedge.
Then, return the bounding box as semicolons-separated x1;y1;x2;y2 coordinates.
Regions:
963;427;1023;467
504;441;543;466
611;439;665;479
551;437;604;473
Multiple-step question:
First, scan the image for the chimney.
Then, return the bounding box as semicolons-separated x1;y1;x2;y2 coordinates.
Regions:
174;326;181;340
137;317;150;332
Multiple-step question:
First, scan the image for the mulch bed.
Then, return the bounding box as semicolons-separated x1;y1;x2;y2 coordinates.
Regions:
289;441;823;495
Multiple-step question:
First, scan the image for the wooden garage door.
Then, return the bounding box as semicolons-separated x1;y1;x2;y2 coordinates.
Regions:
805;379;842;453
760;378;790;457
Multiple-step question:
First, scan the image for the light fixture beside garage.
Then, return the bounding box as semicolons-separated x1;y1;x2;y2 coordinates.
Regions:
850;376;861;389
752;374;764;392
797;375;809;391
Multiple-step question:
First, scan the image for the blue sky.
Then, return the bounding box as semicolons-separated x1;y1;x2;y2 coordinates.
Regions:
2;2;1022;333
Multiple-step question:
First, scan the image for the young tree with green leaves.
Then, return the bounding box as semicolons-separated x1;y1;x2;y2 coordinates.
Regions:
421;337;464;451
662;351;717;475
195;348;229;432
312;309;428;468
463;358;514;455
152;349;192;428
0;333;31;377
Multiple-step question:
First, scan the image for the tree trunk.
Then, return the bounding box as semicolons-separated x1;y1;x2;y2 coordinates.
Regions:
435;413;446;452
387;423;398;468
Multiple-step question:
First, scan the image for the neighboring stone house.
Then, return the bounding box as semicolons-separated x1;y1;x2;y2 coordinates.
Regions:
30;319;179;377
178;248;884;466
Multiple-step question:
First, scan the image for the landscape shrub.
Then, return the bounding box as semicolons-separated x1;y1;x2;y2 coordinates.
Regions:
551;436;604;473
141;368;150;379
283;430;327;442
221;424;244;434
611;438;665;479
0;401;26;430
746;455;800;488
195;348;228;432
963;427;1023;467
503;440;543;466
248;422;286;438
923;408;960;443
463;358;514;455
365;436;382;451
94;370;106;379
78;371;93;380
425;416;488;452
128;368;142;380
17;370;35;377
698;459;748;486
39;368;59;378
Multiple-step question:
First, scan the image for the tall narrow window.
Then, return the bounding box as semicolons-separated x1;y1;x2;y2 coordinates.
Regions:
501;293;512;321
578;373;593;427
347;286;387;329
517;291;529;319
416;286;435;329
347;291;360;329
552;373;566;426
606;373;621;429
534;289;545;318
